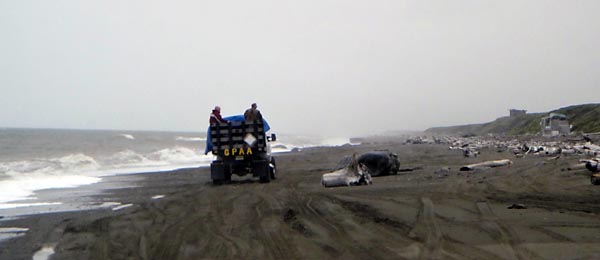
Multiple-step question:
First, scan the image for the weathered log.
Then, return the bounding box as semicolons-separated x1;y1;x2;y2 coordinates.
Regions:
542;147;562;156
459;159;513;171
585;143;600;151
583;143;600;157
566;163;586;171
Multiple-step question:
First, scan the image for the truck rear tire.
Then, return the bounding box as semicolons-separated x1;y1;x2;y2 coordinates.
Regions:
253;159;270;183
259;173;271;183
211;162;231;185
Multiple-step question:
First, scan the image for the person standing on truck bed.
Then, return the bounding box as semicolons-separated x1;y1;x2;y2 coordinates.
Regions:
210;106;228;124
244;103;263;122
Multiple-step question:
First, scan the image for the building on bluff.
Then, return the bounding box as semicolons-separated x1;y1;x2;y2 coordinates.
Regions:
541;113;571;136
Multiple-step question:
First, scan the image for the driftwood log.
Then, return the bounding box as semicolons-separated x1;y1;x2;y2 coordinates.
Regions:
566;163;586;171
460;159;513;171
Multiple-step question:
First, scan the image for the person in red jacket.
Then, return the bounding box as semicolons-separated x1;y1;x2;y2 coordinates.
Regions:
209;106;228;124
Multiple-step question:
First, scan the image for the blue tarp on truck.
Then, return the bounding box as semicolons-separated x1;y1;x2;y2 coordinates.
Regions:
205;115;271;155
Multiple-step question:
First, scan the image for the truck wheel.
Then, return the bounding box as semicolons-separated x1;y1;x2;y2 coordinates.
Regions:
224;165;232;183
259;173;271;183
260;164;271;183
269;157;277;180
212;164;231;185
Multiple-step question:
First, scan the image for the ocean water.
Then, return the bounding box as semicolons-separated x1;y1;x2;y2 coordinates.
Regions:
0;128;353;208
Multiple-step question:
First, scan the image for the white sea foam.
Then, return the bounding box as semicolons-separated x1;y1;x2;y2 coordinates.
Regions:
55;153;101;172
0;202;62;210
98;202;122;208
0;227;29;242
268;135;353;153
0;134;345;209
0;129;218;212
320;137;354;147
119;134;135;140
105;150;153;167
1;154;100;177
0;174;101;204
149;147;206;164
0;147;214;207
176;136;206;142
0;129;351;212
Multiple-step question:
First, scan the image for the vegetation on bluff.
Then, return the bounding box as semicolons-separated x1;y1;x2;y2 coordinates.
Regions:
426;103;600;136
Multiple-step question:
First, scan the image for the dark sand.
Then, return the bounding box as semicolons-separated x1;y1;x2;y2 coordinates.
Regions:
2;139;600;259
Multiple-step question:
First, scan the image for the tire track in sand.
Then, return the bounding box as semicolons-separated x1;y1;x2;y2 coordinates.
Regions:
476;201;536;260
251;187;298;260
408;197;444;259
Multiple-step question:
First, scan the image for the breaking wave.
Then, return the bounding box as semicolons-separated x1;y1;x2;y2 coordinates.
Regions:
119;134;135;140
149;147;206;163
0;147;214;205
0;154;100;177
0;129;354;208
175;136;206;142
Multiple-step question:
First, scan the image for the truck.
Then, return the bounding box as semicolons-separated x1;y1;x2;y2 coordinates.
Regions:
207;117;277;184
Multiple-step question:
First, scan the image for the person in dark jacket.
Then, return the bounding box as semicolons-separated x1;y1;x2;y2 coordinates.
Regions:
244;103;263;122
210;106;228;124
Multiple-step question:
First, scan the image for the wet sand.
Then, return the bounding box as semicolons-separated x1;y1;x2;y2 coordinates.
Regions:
2;139;600;259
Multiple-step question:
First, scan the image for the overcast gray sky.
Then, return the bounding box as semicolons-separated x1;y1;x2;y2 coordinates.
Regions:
1;1;599;136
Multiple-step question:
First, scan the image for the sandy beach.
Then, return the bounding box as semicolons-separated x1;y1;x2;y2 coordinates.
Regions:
2;137;600;260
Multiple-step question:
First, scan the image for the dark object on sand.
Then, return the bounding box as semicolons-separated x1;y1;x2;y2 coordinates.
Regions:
435;167;451;174
209;119;277;184
334;151;400;176
399;166;423;172
584;159;600;173
507;204;526;209
581;158;600;185
322;154;372;187
591;173;600;185
463;148;479;158
357;151;400;176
